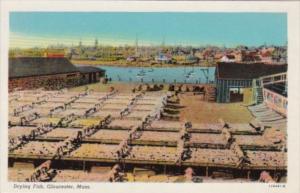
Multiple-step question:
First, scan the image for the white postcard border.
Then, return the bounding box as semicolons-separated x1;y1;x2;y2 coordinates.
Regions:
0;1;299;193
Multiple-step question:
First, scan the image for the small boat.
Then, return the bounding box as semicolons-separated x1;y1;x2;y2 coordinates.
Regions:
148;68;154;72
137;69;146;77
136;72;145;77
187;68;195;75
186;71;193;77
185;74;191;78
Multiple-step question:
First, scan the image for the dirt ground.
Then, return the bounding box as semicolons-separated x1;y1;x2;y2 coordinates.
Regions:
179;93;253;123
70;83;253;124
69;82;171;93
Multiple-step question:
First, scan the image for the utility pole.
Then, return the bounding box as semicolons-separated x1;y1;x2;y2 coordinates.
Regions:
135;34;139;57
94;38;98;49
79;39;82;48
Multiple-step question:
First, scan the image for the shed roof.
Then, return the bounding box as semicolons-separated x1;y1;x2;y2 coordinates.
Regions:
9;57;79;78
77;66;105;74
216;62;287;80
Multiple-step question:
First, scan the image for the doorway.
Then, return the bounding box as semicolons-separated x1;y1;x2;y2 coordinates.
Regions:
229;87;244;102
89;73;92;83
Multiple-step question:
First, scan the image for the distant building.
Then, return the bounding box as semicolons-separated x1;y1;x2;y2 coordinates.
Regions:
202;49;215;62
44;49;65;58
220;55;236;63
9;57;105;91
126;56;136;62
215;62;287;103
155;53;172;63
233;50;243;62
70;53;81;60
185;55;199;64
242;50;261;63
44;52;65;58
259;50;273;64
88;56;97;60
214;53;224;61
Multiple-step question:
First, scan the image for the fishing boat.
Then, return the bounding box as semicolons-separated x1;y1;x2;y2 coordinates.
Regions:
185;70;194;78
136;69;146;77
136;70;146;77
136;74;145;78
148;68;154;72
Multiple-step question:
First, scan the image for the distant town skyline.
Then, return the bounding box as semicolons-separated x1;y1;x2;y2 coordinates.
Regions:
10;12;287;48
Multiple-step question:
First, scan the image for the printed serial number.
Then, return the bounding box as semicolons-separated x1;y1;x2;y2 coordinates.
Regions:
269;184;286;188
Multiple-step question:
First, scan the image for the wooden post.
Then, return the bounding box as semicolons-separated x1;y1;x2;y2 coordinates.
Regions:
274;170;279;182
164;165;167;175
123;159;125;173
247;170;251;180
271;170;275;179
83;161;86;171
206;166;208;177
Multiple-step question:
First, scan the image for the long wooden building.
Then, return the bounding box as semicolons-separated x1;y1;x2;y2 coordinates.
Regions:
9;57;105;91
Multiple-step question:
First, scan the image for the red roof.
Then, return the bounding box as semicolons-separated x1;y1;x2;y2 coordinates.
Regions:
261;51;272;57
46;53;65;58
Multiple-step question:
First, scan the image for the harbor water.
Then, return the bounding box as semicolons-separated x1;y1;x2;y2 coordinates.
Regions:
97;66;216;84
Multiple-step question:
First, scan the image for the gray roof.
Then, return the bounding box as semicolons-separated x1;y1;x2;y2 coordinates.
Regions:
9;57;79;78
77;66;105;74
216;62;287;80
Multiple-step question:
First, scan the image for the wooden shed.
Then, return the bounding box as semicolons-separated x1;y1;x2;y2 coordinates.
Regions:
215;62;287;103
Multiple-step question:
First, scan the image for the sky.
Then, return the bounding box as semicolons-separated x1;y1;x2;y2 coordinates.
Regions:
10;12;287;48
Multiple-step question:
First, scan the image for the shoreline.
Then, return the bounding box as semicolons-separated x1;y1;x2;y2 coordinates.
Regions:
71;59;215;68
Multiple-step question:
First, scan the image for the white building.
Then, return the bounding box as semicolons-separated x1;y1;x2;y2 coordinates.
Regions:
220;55;236;63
